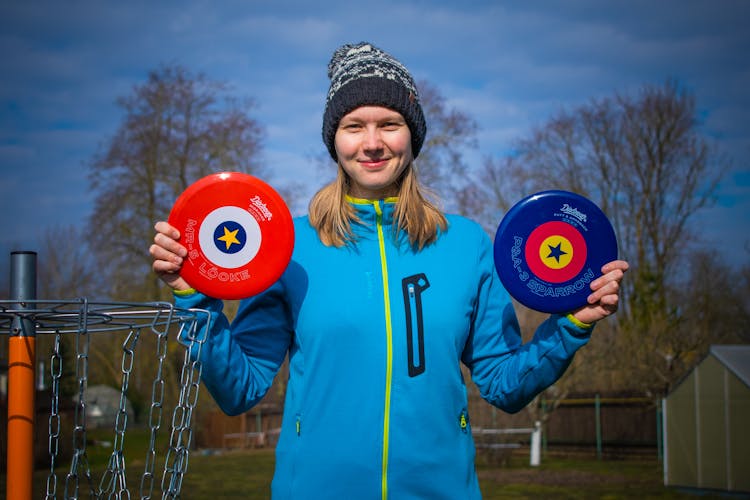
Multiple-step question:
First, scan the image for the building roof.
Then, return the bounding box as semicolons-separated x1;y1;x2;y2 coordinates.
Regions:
710;344;750;388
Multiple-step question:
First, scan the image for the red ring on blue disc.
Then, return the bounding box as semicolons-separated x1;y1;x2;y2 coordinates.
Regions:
168;172;294;300
493;190;617;313
525;221;587;283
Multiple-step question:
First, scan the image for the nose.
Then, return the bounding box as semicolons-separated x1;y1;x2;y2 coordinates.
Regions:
362;126;383;152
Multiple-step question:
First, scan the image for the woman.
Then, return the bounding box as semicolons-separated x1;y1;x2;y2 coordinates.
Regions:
150;42;628;499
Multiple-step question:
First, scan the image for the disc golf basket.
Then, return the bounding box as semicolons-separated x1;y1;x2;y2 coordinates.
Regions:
2;252;209;499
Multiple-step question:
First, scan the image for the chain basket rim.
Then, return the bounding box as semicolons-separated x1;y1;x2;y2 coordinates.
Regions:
2;297;210;499
0;299;206;335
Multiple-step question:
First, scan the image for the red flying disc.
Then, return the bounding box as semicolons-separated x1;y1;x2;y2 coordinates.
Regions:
168;172;294;300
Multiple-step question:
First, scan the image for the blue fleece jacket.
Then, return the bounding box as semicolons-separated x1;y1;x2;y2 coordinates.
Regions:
175;198;593;499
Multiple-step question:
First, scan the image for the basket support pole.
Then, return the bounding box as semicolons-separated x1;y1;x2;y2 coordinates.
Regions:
7;251;37;500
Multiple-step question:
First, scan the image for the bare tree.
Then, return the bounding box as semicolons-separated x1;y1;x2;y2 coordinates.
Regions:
459;155;539;235
663;250;750;366
415;80;478;209
472;80;729;395
37;225;99;299
88;64;266;301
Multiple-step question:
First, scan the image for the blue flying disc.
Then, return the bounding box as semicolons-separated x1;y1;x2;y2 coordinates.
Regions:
493;190;617;313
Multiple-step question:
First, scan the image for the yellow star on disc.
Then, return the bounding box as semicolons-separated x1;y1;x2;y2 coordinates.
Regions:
217;226;241;250
539;235;573;269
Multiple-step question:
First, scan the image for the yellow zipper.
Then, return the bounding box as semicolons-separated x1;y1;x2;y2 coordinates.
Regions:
374;200;393;500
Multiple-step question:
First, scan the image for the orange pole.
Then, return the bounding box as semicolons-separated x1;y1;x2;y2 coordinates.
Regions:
7;251;37;500
7;336;36;500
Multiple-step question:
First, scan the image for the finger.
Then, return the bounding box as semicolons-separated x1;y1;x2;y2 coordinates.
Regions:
597;292;620;309
589;269;624;293
579;294;619;323
601;260;629;274
588;280;620;304
153;232;188;258
155;221;181;240
152;258;182;275
149;243;184;266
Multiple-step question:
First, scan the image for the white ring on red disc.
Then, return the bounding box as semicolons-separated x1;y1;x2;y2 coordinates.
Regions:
198;206;262;268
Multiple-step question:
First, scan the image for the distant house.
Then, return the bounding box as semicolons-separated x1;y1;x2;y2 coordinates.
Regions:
73;384;134;429
663;344;750;493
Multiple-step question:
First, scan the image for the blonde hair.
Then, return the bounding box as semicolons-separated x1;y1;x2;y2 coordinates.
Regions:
308;163;447;249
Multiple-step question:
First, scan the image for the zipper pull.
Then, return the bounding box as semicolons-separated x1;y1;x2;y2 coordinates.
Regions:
459;410;469;434
296;415;301;436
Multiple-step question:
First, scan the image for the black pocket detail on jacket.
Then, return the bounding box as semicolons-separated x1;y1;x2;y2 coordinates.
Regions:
402;273;430;377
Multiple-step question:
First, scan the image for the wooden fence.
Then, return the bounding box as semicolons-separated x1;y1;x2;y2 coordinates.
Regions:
197;391;661;459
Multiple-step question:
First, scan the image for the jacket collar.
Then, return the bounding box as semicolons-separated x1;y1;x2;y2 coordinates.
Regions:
346;195;398;233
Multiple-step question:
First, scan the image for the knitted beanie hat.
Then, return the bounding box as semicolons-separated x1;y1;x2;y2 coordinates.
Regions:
322;42;427;161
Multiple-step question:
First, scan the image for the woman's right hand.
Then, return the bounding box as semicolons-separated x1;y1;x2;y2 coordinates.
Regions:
149;221;193;292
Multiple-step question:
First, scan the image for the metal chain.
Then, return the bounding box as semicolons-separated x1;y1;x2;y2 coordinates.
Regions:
65;299;96;499
45;331;63;499
98;327;140;499
1;300;207;499
138;307;170;500
161;316;205;498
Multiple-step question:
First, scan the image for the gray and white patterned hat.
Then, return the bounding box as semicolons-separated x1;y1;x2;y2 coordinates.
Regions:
322;42;427;161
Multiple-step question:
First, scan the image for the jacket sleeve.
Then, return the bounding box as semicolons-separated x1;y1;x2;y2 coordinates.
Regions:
174;274;294;416
460;226;594;413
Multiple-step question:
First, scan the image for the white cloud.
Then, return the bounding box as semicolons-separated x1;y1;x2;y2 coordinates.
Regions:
0;0;748;266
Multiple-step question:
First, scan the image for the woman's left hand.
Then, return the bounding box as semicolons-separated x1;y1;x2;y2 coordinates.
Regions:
572;260;629;325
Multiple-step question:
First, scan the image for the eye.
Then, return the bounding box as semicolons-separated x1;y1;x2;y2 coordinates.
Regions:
341;122;362;131
382;121;403;130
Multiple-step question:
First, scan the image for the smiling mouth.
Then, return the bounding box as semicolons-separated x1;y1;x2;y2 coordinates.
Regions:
359;158;389;169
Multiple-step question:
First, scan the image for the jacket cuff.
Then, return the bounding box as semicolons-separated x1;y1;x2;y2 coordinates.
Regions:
172;288;216;310
554;313;595;345
566;313;594;330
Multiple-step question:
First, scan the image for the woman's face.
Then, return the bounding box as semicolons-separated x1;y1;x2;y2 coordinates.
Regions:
334;106;413;199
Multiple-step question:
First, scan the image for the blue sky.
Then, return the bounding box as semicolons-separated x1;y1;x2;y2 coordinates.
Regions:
1;0;748;273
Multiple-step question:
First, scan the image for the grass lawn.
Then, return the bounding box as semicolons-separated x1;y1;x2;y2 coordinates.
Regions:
178;450;733;499
476;455;726;499
1;430;739;499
